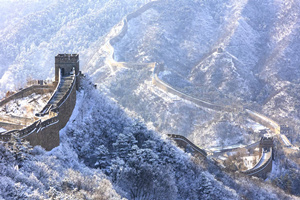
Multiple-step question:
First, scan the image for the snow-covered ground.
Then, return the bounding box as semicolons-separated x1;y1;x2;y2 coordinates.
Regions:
242;155;259;170
0;93;51;118
0;127;6;133
246;120;268;133
93;0;300;149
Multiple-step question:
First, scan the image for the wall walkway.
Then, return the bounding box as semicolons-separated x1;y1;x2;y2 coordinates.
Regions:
246;109;280;135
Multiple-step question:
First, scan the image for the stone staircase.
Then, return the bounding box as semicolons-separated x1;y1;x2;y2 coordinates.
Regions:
49;75;73;106
36;74;75;117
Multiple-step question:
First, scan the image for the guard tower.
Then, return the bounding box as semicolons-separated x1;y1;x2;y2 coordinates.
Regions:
55;54;80;88
259;134;273;155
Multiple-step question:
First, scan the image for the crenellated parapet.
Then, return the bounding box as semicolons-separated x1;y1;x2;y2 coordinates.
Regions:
104;1;160;71
36;69;76;117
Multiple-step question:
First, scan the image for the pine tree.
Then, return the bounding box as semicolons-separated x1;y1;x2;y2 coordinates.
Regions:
5;132;32;166
94;145;110;169
113;133;137;159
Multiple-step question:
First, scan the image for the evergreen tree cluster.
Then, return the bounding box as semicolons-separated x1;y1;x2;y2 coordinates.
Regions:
0;79;298;199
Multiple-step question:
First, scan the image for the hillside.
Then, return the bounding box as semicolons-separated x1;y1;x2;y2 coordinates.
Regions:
100;0;300;148
1;0;300;199
0;80;297;199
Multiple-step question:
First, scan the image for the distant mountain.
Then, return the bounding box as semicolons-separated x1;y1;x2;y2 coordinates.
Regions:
112;0;300;105
105;0;300;147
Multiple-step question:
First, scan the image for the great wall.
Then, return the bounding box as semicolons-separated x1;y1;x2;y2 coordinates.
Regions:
0;54;80;151
0;0;296;178
100;0;296;178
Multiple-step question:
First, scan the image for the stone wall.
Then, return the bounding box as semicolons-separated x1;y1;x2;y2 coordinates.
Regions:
106;0;159;71
153;65;275;177
242;148;273;178
246;109;280;134
0;73;77;151
0;115;35;127
109;1;159;46
168;134;207;157
152;72;228;111
25;75;77;150
0;85;54;107
0;122;24;131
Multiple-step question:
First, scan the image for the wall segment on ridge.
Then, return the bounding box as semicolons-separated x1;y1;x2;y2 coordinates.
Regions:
168;134;207;157
242;148;273;178
0;85;54;108
24;75;77;150
105;0;274;177
104;0;284;178
0;65;78;151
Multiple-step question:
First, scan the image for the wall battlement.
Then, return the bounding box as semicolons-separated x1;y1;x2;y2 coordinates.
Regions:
0;54;80;151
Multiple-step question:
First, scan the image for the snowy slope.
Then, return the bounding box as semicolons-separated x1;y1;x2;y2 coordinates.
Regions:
103;0;300;147
111;0;300;104
0;80;297;199
0;93;50;118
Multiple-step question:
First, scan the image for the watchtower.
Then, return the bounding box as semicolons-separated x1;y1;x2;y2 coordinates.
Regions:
55;54;79;88
259;134;273;155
